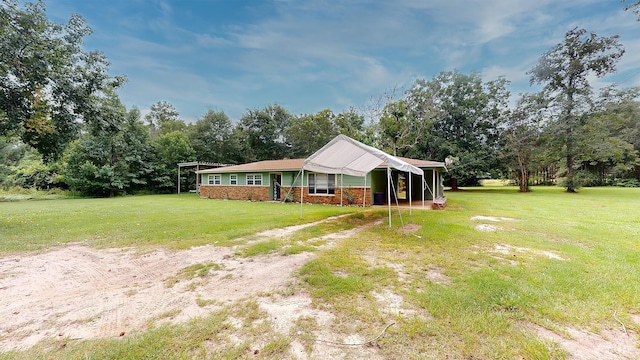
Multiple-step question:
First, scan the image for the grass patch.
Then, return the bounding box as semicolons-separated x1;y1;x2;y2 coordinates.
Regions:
282;243;314;255
479;179;514;187
299;243;396;301
0;187;73;202
236;211;385;258
0;194;357;253
287;211;384;243
165;262;222;288
156;309;182;320
238;239;281;257
195;298;219;307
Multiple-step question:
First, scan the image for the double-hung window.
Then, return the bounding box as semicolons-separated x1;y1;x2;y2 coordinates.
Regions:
230;174;238;185
208;174;221;185
308;173;335;194
247;174;262;186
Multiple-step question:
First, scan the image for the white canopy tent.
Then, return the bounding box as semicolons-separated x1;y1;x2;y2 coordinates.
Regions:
301;135;424;227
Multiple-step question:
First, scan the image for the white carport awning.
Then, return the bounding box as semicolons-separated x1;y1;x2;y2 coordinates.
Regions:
302;135;423;177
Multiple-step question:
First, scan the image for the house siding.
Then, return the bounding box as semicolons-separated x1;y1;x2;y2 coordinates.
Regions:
203;172;271;186
199;184;372;205
199;166;444;205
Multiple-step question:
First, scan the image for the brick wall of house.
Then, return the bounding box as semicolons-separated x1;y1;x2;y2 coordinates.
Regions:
199;185;270;202
292;187;371;206
281;187;372;205
200;185;372;206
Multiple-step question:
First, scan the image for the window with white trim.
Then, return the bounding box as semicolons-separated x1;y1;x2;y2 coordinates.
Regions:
308;173;335;194
230;174;238;185
208;174;221;185
246;174;262;186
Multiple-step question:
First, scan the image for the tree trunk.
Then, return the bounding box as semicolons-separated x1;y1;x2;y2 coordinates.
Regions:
566;124;575;192
520;168;529;192
450;178;459;191
565;86;576;193
518;153;529;192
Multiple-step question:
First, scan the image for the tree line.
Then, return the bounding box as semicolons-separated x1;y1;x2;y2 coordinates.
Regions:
1;0;639;196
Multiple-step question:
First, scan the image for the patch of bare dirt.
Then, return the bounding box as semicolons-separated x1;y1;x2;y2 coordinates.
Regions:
0;244;313;350
250;214;352;240
0;216;375;354
472;215;516;232
424;266;452;285
371;288;428;321
475;223;502;232
315;219;384;248
471;215;516;222
372;289;404;316
492;244;567;261
402;223;422;233
534;324;640;359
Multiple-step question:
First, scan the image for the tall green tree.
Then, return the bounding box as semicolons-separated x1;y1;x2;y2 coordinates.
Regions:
9;150;63;189
187;110;242;163
63;94;155;196
374;85;435;157
152;131;195;193
286;109;338;158
334;107;365;141
503;93;548;192
144;101;186;137
0;136;27;187
119;107;156;192
378;99;413;156
528;27;624;192
409;71;510;187
576;89;640;184
0;0;124;160
238;104;292;161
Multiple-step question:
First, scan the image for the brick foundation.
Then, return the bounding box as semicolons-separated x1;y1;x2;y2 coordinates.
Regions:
199;185;271;202
292;187;371;206
200;185;371;206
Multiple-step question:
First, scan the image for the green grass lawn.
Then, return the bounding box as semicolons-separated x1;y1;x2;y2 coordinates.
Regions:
0;193;359;253
1;187;639;359
299;186;640;358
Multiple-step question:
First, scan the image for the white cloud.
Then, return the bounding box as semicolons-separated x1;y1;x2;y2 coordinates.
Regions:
45;0;640;122
482;64;529;85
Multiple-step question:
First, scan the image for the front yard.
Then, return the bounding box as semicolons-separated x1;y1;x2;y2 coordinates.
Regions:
1;187;639;359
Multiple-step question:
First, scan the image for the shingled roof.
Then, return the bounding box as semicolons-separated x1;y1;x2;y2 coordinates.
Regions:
196;157;444;174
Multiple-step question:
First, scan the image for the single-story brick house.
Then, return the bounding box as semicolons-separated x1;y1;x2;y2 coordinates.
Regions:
196;136;446;207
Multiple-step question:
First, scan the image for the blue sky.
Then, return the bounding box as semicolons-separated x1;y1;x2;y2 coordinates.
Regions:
45;0;640;123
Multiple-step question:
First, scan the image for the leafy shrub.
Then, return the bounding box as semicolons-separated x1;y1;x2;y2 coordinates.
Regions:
613;178;640;187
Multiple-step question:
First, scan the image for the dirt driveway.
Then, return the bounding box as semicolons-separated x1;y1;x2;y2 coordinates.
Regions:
0;216;382;358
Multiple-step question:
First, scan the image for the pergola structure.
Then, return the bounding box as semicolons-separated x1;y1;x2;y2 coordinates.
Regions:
177;162;228;194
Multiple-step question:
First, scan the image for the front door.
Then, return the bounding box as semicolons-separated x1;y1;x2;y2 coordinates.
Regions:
272;174;282;200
